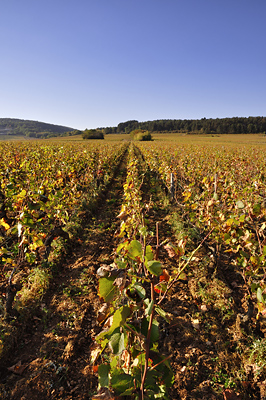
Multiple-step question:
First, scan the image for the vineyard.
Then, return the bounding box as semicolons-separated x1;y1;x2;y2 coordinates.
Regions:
0;135;266;399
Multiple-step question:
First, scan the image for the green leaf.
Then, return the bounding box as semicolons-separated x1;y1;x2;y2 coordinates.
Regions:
25;252;36;264
98;276;116;302
162;367;174;387
115;259;127;269
263;246;266;256
178;272;187;281
145;299;154;316
251;283;259;293
153;356;174;388
147;260;162;276
253;203;261;215
155;305;169;322
110;306;131;333
239;214;245;223
145;369;157;389
98;364;110;388
133;283;146;299
257;287;265;304
128;240;142;259
224;233;230;241
154;387;169;398
145;245;154;262
109;330;125;355
111;370;134;395
116;241;129;254
35;238;44;247
139;226;148;237
22;217;34;227
239;250;249;259
141;317;160;343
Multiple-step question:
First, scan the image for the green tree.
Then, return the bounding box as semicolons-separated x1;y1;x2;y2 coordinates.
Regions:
130;129;152;141
82;129;104;139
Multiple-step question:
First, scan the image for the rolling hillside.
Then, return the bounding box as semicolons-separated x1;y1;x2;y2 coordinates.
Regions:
0;118;75;138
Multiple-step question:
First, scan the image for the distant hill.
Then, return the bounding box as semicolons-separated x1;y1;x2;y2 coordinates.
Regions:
0;118;76;138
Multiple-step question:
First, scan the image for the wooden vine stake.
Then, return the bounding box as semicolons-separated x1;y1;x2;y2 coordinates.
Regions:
170;173;175;200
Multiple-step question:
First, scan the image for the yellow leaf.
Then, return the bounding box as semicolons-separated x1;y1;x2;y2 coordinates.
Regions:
207;199;214;207
18;189;27;198
0;218;10;230
2;257;13;264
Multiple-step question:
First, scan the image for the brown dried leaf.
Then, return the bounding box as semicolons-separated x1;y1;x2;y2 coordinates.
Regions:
97;265;121;278
92;387;115;399
90;342;102;364
113;271;126;290
191;318;200;330
164;243;177;258
103;315;113;329
97;303;109;323
121;349;131;371
7;361;28;375
117;210;128;221
97;265;112;278
223;389;242;400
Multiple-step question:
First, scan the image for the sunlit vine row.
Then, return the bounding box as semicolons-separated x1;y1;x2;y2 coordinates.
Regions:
137;141;266;314
94;143;173;400
0;141;126;269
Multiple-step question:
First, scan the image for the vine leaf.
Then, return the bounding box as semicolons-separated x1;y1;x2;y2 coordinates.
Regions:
128;240;142;259
111;306;131;333
145;245;154;261
147;260;162;276
257;287;265;304
110;369;135;395
133;283;146;299
109;330;125;355
144;299;154;316
141;317;160;343
155;305;169;322
98;277;116;302
0;218;10;230
98;364;110;388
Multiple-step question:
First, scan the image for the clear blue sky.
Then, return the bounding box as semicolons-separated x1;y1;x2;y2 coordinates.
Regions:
1;0;265;130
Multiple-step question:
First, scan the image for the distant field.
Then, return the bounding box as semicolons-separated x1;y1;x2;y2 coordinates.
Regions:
151;132;266;146
1;132;266;146
0;135;27;141
49;132;266;146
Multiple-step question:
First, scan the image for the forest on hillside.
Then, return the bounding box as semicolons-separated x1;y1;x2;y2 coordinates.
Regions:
0;118;75;138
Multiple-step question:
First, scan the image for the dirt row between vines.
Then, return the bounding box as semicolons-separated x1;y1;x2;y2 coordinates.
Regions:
0;145;265;399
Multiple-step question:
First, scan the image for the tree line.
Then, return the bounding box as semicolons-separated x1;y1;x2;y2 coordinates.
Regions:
103;116;266;135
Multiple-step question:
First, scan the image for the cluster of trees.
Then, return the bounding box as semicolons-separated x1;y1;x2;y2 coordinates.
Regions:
82;129;104;140
114;117;266;135
0;118;75;138
130;129;152;141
